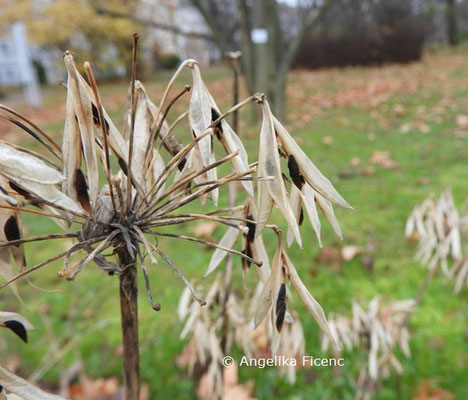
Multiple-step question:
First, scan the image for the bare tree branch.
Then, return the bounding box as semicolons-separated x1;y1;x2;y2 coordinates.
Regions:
94;6;215;41
188;0;238;51
278;0;332;76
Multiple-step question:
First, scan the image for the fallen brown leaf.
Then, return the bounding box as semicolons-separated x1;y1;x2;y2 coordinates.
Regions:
393;104;406;116
69;377;120;400
315;247;342;270
176;341;206;376
197;362;256;400
413;380;455;400
418;123;431;133
191;222;218;241
419;177;431;185
250;324;269;353
176;341;196;369
456;115;468;130
4;356;20;373
359;167;375;176
369;151;398;169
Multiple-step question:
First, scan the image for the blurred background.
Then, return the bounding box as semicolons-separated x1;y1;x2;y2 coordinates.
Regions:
0;0;467;399
1;0;468;113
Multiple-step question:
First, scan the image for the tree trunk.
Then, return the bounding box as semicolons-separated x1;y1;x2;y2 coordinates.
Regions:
189;0;328;119
239;0;256;97
118;248;140;400
447;0;458;46
252;0;270;98
273;68;287;120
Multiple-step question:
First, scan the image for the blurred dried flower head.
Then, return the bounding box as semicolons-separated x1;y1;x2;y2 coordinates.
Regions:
450;251;468;293
178;188;344;396
406;189;468;292
406;190;461;274
322;297;415;400
178;273;308;397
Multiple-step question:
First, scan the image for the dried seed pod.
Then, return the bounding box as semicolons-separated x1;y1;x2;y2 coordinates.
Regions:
273;115;351;209
257;101;302;247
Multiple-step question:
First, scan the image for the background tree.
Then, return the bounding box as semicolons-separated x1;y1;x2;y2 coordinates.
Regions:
446;0;459;46
187;0;331;119
294;0;427;69
0;0;142;78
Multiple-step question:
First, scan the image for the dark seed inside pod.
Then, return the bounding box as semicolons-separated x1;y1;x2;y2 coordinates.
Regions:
275;283;287;332
4;215;20;242
74;169;91;212
288;155;305;189
211;108;223;138
246;214;256;243
9;181;32;199
4;320;27;343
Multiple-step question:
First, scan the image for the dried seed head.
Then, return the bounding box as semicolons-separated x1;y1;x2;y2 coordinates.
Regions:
407;189;462;275
0;49;349;357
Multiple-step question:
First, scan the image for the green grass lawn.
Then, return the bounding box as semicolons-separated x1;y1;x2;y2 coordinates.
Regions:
1;46;468;399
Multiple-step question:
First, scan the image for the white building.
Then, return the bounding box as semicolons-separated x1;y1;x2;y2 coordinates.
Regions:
139;0;220;67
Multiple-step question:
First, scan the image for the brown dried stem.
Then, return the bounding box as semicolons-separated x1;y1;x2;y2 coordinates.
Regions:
151;246;206;306
118;245;140;400
63;233;116;280
145;231;261;267
228;53;241;133
0;232;78;249
143;216;245;231
209;94;258;130
144;150;239;214
152;168;255;217
135;128;213;212
0;204;72;221
145;84;191;162
0;242;92;289
155;59;195;113
126;33;140;209
139;257;161;311
0;105;62;159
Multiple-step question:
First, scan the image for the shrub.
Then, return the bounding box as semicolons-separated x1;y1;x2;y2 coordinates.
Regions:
294;0;427;69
